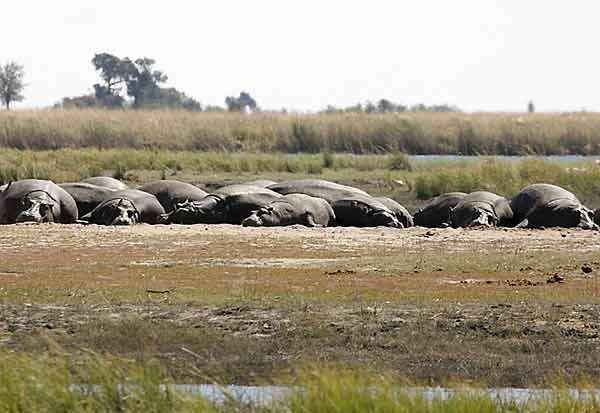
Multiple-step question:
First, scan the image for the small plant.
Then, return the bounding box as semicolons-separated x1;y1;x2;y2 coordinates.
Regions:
388;151;413;171
322;152;335;169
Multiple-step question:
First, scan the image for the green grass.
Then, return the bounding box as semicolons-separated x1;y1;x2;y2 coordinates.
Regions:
3;109;600;155
1;353;600;412
1;147;600;207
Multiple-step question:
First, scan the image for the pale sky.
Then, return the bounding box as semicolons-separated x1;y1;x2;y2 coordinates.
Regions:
4;1;599;112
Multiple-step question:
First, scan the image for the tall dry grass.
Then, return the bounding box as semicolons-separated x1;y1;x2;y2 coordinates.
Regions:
2;109;600;154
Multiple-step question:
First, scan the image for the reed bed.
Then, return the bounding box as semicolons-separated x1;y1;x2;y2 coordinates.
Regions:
1;352;599;412
2;109;600;155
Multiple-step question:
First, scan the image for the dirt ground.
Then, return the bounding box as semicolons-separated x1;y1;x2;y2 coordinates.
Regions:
1;224;600;386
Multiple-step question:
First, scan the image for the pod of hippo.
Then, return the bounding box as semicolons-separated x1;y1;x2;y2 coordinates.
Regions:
0;176;598;230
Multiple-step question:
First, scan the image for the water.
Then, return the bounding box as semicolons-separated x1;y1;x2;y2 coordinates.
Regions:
71;384;600;405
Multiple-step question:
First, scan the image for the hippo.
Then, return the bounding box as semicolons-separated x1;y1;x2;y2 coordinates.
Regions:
59;183;115;217
80;189;165;225
595;209;600;226
375;197;414;228
413;192;467;228
242;194;335;227
0;179;78;224
267;179;369;204
0;184;6;193
449;191;513;228
510;184;597;229
331;196;402;227
165;184;282;224
138;180;208;212
245;179;278;188
82;176;128;191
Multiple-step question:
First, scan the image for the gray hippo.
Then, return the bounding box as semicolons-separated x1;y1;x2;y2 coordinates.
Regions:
80;189;165;225
138;180;208;212
0;184;6;193
595;209;600;226
375;197;414;228
413;192;467;228
0;179;78;224
331;196;402;227
82;176;128;191
510;184;597;229
166;184;282;224
267;179;368;204
449;191;513;228
59;183;115;217
245;179;278;188
242;194;335;227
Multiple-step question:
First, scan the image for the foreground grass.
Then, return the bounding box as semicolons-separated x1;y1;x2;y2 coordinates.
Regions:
2;352;600;412
3;109;600;155
1;148;600;207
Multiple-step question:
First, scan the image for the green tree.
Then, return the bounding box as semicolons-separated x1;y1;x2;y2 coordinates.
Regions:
0;62;26;110
225;91;258;112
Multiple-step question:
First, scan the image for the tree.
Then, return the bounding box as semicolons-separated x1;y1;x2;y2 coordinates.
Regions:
225;91;258;112
528;100;535;113
125;58;168;108
0;62;26;110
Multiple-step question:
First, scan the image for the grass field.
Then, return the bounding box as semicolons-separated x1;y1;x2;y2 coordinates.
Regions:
3;109;600;155
1;148;600;209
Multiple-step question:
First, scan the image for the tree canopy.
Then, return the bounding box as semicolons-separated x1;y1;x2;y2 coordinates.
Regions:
0;62;26;110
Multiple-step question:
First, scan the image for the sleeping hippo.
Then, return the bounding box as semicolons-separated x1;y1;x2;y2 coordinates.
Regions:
595;209;600;226
449;191;513;228
138;180;208;212
245;179;278;188
0;179;78;224
375;197;414;228
80;189;165;225
413;192;467;228
242;194;335;227
510;184;597;229
0;184;6;193
59;183;115;217
82;176;128;191
267;179;368;204
331;196;402;227
165;184;282;224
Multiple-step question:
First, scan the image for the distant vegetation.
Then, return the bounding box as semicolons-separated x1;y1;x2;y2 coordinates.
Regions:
2;109;600;156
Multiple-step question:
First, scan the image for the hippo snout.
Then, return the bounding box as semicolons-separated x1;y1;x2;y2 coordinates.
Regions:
242;215;262;227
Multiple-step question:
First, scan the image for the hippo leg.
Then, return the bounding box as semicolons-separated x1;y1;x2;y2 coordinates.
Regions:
303;213;318;227
515;218;529;228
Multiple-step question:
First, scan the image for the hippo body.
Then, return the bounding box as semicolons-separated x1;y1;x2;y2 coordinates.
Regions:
242;194;335;227
375;197;414;228
0;179;78;224
59;183;115;217
166;184;282;224
331;196;402;227
413;192;467;228
82;177;128;191
80;189;165;225
450;191;513;228
267;179;368;204
510;184;597;229
138;180;208;212
245;179;278;188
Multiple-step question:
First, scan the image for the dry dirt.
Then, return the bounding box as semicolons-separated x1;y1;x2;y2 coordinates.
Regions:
1;224;600;386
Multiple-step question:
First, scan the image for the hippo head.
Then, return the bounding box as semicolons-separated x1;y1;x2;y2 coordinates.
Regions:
94;199;140;225
15;191;59;223
242;206;282;227
166;196;224;224
549;201;598;230
451;205;497;228
351;200;402;228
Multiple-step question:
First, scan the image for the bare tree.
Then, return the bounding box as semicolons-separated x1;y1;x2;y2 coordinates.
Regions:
0;62;26;110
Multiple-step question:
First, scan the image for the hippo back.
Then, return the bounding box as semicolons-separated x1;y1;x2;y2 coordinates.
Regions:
222;191;283;224
138;180;208;212
59;183;114;217
510;184;580;224
82;176;128;191
244;179;278;188
414;192;466;227
0;179;78;224
268;179;368;204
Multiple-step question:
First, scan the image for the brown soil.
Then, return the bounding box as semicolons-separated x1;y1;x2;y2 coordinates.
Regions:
1;224;600;386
